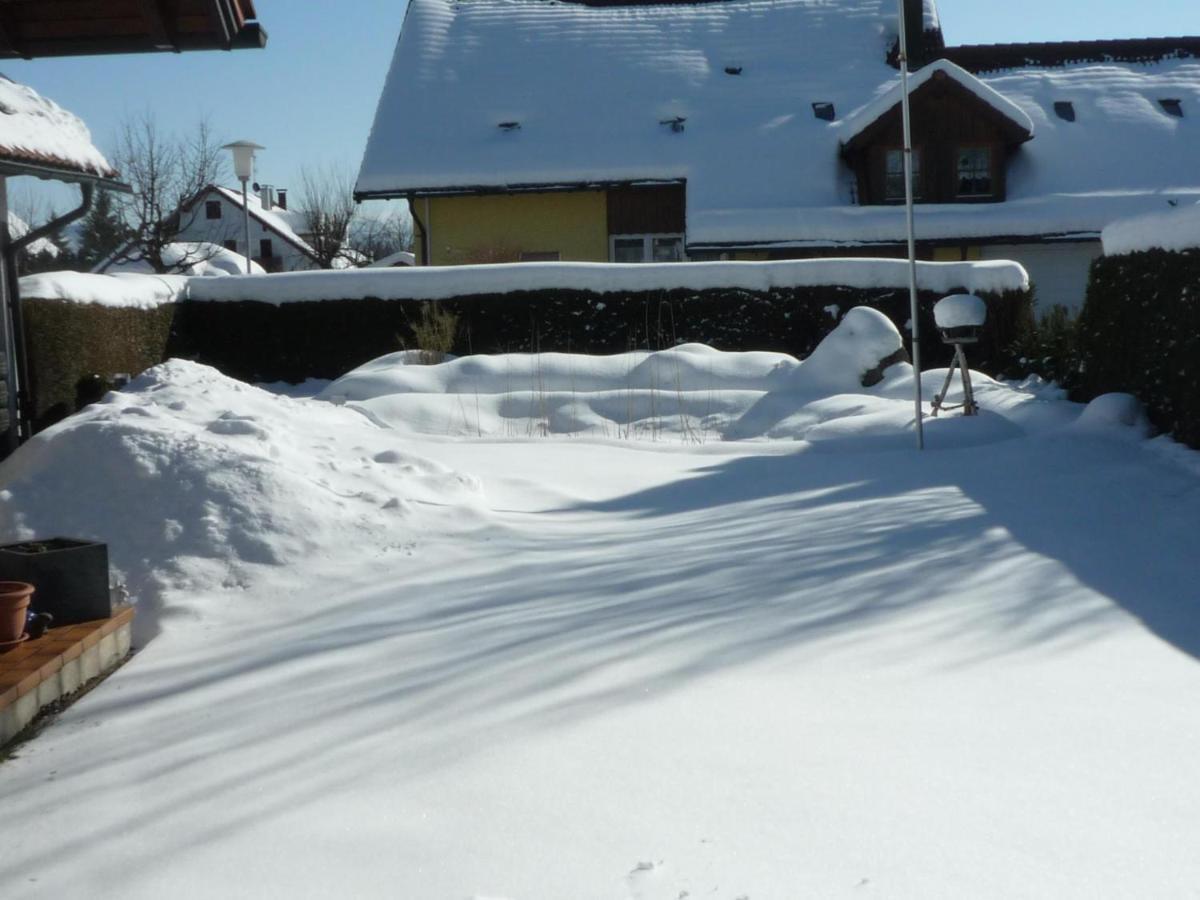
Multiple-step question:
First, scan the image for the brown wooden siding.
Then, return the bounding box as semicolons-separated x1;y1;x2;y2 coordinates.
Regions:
844;72;1029;206
607;184;685;235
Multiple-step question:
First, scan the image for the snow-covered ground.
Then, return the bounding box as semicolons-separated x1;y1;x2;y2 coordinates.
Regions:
1;314;1199;899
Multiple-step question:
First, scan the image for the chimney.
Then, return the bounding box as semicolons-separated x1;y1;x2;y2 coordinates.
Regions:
259;184;274;211
896;0;944;69
277;189;287;210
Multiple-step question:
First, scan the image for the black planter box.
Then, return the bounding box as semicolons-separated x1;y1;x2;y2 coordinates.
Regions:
0;537;111;625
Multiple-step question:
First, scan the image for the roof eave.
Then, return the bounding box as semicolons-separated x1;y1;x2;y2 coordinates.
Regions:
0;159;130;193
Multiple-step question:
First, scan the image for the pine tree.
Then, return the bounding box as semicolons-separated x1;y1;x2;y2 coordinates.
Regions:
76;189;130;270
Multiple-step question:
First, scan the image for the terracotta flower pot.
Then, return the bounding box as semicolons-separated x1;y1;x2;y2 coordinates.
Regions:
0;582;35;643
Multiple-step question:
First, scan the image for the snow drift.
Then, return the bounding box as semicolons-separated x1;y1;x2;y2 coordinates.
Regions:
321;306;1076;445
0;361;482;635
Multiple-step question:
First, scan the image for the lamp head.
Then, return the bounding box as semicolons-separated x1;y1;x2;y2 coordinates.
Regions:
222;140;265;181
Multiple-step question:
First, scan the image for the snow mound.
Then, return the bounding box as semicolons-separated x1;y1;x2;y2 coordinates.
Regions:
795;306;905;391
320;307;1075;447
1073;393;1152;437
19;271;188;308
934;294;988;329
1102;201;1200;256
0;360;482;634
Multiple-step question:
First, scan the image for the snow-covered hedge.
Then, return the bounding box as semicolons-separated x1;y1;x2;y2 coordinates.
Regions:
20;298;175;429
1079;248;1200;448
1101;202;1200;257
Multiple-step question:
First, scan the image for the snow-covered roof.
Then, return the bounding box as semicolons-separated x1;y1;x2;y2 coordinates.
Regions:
7;211;60;257
0;75;118;182
357;0;933;212
838;59;1036;145
207;186;316;257
357;0;1200;246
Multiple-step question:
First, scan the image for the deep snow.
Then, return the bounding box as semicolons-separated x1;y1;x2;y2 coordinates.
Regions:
1;323;1199;899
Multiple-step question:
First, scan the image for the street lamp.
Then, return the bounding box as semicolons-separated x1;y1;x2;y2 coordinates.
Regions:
221;140;264;275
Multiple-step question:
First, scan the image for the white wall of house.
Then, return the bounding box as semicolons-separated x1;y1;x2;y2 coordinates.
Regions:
979;241;1101;316
174;191;317;272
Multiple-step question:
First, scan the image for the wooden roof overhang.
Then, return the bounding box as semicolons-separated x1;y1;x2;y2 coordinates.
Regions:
840;69;1034;159
0;0;265;60
356;178;687;203
943;37;1200;75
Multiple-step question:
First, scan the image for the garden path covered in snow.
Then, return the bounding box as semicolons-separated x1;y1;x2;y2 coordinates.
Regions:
1;322;1199;898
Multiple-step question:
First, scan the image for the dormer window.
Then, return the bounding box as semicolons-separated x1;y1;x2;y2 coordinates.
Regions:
956;147;993;197
885;148;921;201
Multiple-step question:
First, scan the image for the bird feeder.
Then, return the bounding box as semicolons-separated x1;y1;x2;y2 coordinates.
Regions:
930;293;987;417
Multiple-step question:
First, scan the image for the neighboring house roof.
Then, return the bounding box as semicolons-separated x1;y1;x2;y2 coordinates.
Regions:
203;185;318;259
0;0;265;59
6;212;60;257
0;74;121;184
358;0;1200;247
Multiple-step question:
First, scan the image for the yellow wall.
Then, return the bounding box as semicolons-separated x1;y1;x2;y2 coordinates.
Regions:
932;245;983;262
416;191;609;265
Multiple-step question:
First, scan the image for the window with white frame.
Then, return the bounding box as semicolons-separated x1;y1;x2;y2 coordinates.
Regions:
609;234;685;263
956;147;993;197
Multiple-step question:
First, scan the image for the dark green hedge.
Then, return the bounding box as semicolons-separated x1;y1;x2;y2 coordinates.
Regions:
21;282;1034;431
166;286;1032;384
21;300;174;430
1077;248;1200;448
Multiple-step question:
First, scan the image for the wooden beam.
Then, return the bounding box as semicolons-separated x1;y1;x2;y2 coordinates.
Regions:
0;12;29;60
139;0;179;52
206;0;235;47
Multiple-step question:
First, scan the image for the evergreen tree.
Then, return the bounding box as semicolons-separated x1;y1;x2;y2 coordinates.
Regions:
77;189;130;270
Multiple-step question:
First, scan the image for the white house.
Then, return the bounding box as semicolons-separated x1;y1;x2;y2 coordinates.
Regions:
97;183;321;274
355;0;1200;313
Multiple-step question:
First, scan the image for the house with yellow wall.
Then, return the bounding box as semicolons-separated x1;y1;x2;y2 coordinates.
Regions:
355;0;1200;312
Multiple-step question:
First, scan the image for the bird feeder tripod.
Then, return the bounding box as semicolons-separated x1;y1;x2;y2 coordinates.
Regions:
930;294;987;418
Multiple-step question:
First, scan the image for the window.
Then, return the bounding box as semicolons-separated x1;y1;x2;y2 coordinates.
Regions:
519;251;560;262
956;147;993;197
1053;101;1076;122
884;148;921;201
223;240;238;252
259;239;274;259
610;234;684;263
205;200;222;220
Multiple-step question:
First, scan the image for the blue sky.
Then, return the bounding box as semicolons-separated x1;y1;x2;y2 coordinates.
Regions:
5;0;1197;214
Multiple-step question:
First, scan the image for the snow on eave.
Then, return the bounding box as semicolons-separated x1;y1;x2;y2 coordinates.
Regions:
839;59;1036;147
0;75;119;183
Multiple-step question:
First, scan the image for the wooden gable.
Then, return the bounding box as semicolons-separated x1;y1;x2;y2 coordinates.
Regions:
841;70;1033;206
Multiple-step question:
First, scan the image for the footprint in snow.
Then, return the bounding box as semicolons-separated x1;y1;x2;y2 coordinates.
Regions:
206;414;268;440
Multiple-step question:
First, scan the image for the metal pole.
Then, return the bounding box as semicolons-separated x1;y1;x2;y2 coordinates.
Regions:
898;0;925;450
0;180;21;454
241;176;252;274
